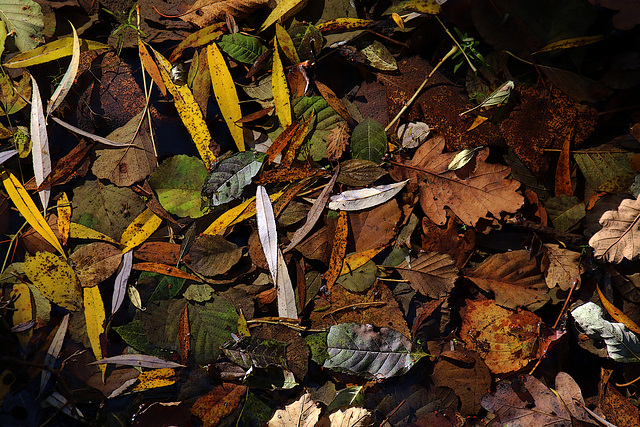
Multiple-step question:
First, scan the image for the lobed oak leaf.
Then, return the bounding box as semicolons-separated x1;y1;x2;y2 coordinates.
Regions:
392;136;523;226
589;195;640;263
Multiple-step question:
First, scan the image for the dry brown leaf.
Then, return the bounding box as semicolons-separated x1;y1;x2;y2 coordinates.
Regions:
270;393;320;427
542;243;581;291
349;199;402;252
180;0;269;29
395;252;458;299
191;383;246;425
466;250;549;311
328;407;372;426
589;195;640;263
392;136;523;226
326;121;350;161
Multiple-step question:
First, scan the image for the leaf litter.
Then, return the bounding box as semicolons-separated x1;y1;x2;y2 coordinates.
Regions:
1;1;640;426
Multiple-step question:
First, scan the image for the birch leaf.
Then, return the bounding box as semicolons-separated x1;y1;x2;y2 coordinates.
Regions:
589;195;640;263
328;180;408;211
46;23;79;117
84;286;106;379
572;302;640;362
284;168;339;253
272;35;292;128
2;171;63;255
208;43;244;151
256;186;298;319
120;208;163;254
29;74;50;209
112;250;132;315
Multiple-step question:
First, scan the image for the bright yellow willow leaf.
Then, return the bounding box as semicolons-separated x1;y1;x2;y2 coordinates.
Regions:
392;13;405;30
272;36;292;128
260;0;308;32
10;283;34;350
203;190;284;235
1;171;64;256
70;222;118;244
339;246;385;276
120;208;163;253
207;43;244;151
24;251;82;311
316;18;372;33
3;38;110;68
83;286;106;380
57;192;71;246
131;368;176;392
153;48;216;169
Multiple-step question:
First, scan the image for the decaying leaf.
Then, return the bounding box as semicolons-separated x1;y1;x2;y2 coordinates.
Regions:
328;180;408;211
395;252;458;299
269;393;320;427
589;195;640;263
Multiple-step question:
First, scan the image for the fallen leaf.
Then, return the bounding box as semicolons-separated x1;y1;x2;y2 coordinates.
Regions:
589;194;640;263
329;407;372;426
24;252;81;311
395;252;459;299
119;208;163;253
192;383;247;425
47;23;79;116
542;243;581;291
329;181;408;211
29;74;50;210
131;368;177;392
324;211;348;291
84;286;106;380
69;242;122;288
272;35;292;128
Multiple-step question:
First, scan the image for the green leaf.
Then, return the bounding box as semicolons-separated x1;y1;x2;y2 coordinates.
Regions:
113;320;175;359
322;323;420;379
545;195;586;232
0;0;44;52
351;118;387;163
291;95;344;161
336;260;377;292
148;155;208;218
139;272;186;302
141;298;238;365
289;23;324;62
221;335;289;369
202;151;264;207
218;33;267;64
326;386;364;413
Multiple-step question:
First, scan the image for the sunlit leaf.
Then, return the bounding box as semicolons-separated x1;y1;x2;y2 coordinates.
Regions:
84;286;106;380
217;32;267;64
0;0;44;52
120;208;163;254
202;151;263;207
329;180;408;211
272;35;292;128
46;23;79;117
260;0;308;32
3;37;109;68
351;118;387;163
29;74;50;209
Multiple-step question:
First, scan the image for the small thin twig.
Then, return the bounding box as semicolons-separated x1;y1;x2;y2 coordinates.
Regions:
322;301;386;318
435;16;476;73
385;45;458;132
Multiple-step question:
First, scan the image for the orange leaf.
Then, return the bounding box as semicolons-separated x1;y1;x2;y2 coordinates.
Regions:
138;40;166;96
178;304;190;365
597;285;640;336
266;120;299;164
192;383;246;426
281;111;314;168
323;211;348;292
555;131;573;196
132;262;201;281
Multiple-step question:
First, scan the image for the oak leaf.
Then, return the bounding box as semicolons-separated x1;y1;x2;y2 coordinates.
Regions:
392;136;523;226
589;195;640;263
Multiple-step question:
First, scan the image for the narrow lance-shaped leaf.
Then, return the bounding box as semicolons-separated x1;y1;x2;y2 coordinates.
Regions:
323;211;348;292
260;0;308;32
3;37;110;68
120;208;163;254
90;354;185;369
2;172;64;256
40;314;69;396
56;192;71;246
47;23;80;117
329;180;408;211
112;250;133;315
460;81;515;116
152;47;216;169
84;286;106;380
208;43;244;151
272;35;292;128
30;74;50;209
284;168;339;253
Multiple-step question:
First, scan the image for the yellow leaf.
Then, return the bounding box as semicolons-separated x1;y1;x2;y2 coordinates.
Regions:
260;0;308;32
597;285;640;336
57;192;71;246
534;35;606;54
138;40;166;96
340;246;385;276
316;18;372;33
131;368;176;392
120;208;163;253
272;36;292;128
467;115;489;131
24;252;82;311
10;283;34;349
152;48;216;169
2;171;64;256
275;23;299;64
207;43;244;151
392;13;405;30
237;310;250;337
84;286;106;380
3;38;110;68
203;191;284;235
69;222;119;244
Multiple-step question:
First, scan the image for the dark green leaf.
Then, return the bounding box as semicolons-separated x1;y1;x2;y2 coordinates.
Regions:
202;151;264;207
351;118;387;163
218;33;267;64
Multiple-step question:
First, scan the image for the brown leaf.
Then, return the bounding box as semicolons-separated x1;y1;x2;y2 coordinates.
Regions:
37;140;94;191
395;252;459;299
266;120;300;164
179;0;269;32
466;250;549;311
69;242;122;288
589;195;640;263
324;211;348;292
178;304;190;365
135;241;181;265
392;136;523;226
315;81;356;126
421;217;475;269
191;383;247;426
256;167;325;185
326;121;350;161
554;131;573;196
132;263;201;281
460;299;540;374
187;234;242;277
281;112;314;168
542;243;581;291
349;199;402;252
